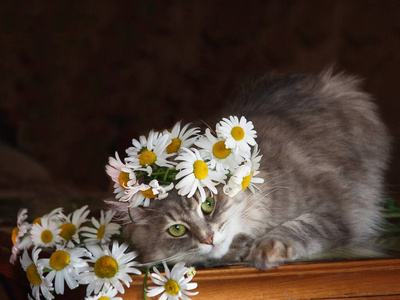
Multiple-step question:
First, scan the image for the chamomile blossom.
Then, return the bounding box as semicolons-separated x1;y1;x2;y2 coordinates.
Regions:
10;245;20;265
31;207;66;227
223;147;264;197
11;208;30;245
126;131;176;168
246;143;264;193
106;152;138;202
84;286;122;300
164;121;200;154
175;148;226;202
58;205;90;247
81;210;121;244
216;116;257;156
30;216;62;248
126;129;160;156
186;266;196;278
78;241;141;296
20;248;54;300
39;245;88;295
223;164;252;197
129;180;174;207
10;208;32;264
195;128;244;172
147;261;198;300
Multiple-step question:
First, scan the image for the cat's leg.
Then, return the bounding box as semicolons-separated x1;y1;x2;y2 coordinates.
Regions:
222;234;254;263
247;212;349;269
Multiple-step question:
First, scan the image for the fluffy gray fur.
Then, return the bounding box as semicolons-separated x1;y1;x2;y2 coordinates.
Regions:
110;70;390;269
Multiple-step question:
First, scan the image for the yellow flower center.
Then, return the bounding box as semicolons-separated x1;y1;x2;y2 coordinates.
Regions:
97;225;106;240
193;160;208;180
59;223;77;241
26;263;42;286
32;217;42;225
140;188;157;199
98;297;110;300
231;126;245;141
166;138;182;154
41;229;53;244
164;279;180;296
139;150;156;166
212;141;231;159
94;256;119;279
118;171;130;189
11;227;18;244
241;174;251;190
49;250;70;271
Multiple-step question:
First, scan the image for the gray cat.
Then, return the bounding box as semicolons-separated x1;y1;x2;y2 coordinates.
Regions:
110;70;390;269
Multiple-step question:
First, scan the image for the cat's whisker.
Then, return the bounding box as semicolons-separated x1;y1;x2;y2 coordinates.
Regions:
265;169;293;183
136;248;201;267
228;188;278;226
220;185;283;234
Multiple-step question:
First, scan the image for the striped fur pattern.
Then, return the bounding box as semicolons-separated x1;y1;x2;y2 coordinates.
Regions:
110;70;391;269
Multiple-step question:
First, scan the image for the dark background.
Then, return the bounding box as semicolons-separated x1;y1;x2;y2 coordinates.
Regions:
1;1;400;225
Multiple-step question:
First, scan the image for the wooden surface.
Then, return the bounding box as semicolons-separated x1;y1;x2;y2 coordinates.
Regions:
1;224;400;300
124;258;400;300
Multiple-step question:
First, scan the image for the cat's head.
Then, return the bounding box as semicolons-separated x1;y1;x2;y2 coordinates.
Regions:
109;186;254;265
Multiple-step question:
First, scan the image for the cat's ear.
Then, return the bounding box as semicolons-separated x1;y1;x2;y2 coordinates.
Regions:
104;199;149;225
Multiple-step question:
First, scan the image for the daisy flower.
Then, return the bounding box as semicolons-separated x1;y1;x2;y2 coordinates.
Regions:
216;116;257;156
126;129;160;157
175;148;226;202
10;245;21;265
147;261;198;300
129;180;174;207
246;143;264;193
164;121;200;154
126;131;176;168
30;216;62;248
195;128;244;172
105;151;138;202
20;248;54;300
78;241;141;296
10;208;32;264
223;164;252;197
58;205;90;247
31;207;66;227
85;286;122;300
39;245;88;295
11;208;30;245
223;147;264;197
186;267;196;278
81;210;121;244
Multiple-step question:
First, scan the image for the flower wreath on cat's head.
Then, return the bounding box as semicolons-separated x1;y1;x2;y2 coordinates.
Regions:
106;115;264;208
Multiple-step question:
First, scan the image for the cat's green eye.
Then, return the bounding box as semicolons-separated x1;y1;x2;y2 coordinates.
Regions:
168;224;187;237
201;197;215;214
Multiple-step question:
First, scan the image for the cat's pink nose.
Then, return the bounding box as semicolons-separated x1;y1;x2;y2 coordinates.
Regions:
201;233;214;245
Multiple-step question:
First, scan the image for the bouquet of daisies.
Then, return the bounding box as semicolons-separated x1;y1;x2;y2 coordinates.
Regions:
10;206;140;299
10;207;198;300
106;116;264;206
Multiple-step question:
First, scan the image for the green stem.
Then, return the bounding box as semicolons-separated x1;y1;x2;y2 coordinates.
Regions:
136;172;147;178
384;212;400;218
150;171;166;176
163;168;170;182
143;265;151;300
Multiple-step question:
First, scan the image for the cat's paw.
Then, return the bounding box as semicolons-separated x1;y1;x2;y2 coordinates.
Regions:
222;234;253;263
247;237;297;270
